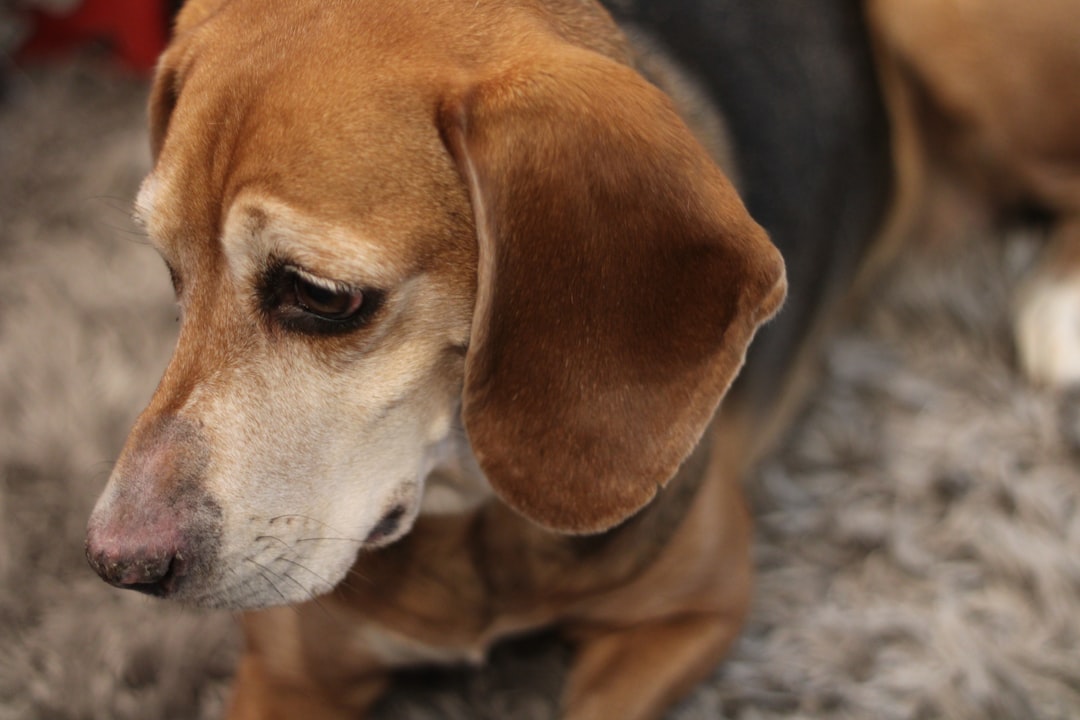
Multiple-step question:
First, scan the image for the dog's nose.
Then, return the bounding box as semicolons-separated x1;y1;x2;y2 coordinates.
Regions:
85;521;188;597
86;414;218;598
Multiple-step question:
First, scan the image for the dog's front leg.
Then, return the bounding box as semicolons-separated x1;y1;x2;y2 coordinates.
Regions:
561;611;745;720
562;509;749;717
228;655;386;720
226;609;389;720
558;437;754;720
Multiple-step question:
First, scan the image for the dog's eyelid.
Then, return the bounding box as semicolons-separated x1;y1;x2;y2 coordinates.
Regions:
286;264;357;295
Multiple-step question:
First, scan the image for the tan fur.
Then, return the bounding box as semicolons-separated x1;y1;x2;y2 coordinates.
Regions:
86;1;787;718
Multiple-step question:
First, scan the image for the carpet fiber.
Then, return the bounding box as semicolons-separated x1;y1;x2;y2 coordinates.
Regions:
3;62;1079;720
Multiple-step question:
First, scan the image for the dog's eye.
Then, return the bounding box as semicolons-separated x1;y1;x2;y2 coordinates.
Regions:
259;263;383;336
293;275;364;321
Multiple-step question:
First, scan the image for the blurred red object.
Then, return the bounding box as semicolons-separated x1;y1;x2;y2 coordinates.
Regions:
18;0;168;73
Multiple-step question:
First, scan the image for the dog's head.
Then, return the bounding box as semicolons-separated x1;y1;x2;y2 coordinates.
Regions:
85;0;785;609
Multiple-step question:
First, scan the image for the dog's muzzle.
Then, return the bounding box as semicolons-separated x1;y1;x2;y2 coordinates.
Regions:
85;415;221;599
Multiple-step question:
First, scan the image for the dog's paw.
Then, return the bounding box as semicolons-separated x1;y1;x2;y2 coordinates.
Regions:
1014;269;1080;388
1013;220;1080;388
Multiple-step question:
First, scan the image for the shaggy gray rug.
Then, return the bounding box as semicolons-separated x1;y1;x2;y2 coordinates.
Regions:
3;62;1079;720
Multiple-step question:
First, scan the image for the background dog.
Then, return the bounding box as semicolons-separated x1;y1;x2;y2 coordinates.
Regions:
867;0;1080;389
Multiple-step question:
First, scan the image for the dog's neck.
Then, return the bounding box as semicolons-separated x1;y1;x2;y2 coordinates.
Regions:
418;408;712;562
340;429;715;643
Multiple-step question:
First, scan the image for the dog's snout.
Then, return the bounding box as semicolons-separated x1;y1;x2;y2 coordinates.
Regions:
87;414;221;600
85;521;189;597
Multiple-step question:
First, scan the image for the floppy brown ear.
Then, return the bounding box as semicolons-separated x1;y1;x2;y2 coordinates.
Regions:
173;0;226;36
440;47;786;534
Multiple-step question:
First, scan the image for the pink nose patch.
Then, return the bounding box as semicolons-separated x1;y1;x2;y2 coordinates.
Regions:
85;414;221;599
85;515;186;596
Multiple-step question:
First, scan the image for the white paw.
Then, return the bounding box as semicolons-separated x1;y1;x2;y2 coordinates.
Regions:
1015;272;1080;387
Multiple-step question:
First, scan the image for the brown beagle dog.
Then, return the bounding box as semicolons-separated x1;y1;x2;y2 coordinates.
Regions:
79;0;914;718
86;0;1062;716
